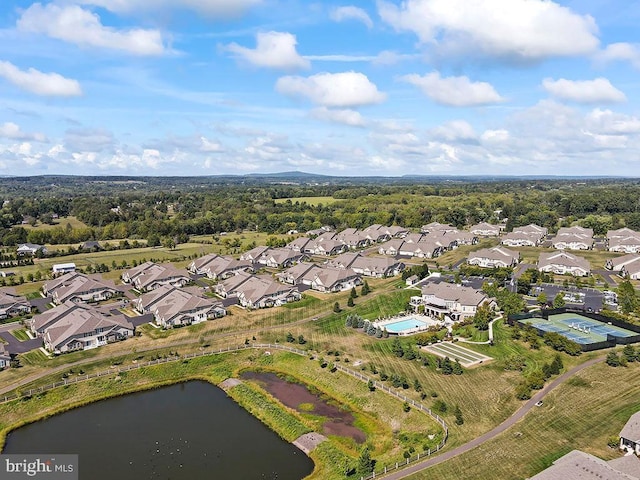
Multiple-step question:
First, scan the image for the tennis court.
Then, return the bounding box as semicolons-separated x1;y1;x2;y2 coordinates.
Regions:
522;313;638;345
422;342;493;367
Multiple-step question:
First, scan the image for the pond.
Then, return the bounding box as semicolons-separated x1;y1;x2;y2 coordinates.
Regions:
241;371;366;443
3;381;314;480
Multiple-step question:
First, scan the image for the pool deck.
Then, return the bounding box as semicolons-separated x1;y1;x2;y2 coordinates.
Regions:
373;315;444;335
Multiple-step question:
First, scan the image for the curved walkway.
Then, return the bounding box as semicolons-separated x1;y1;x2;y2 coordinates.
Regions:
380;355;604;480
456;315;501;345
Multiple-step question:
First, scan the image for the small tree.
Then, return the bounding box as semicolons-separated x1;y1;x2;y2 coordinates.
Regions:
391;337;405;357
553;292;566;308
402;401;411;412
454;405;464;425
333;302;341;313
286;332;295;343
350;286;358;298
361;280;370;296
347;296;355;307
356;447;375;477
367;380;376;392
298;335;306;345
622;345;637;363
536;292;548;307
606;351;621;367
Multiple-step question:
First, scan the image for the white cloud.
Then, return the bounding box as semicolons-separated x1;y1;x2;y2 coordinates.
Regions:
311;107;366;126
0;61;82;97
429;120;477;142
542;78;626;104
481;129;509;142
73;0;262;18
223;31;310;71
0;122;47;142
586;109;640;135
18;3;166;56
276;71;386;108
378;0;599;61
595;43;640;69
200;136;224;152
331;6;373;29
401;72;504;106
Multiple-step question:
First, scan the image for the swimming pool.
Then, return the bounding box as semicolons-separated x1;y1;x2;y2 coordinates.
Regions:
383;318;429;334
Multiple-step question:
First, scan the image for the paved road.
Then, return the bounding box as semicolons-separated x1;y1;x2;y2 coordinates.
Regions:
382;355;604;480
0;332;42;354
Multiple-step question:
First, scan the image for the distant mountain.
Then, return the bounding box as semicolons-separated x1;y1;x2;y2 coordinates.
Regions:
245;171;331;179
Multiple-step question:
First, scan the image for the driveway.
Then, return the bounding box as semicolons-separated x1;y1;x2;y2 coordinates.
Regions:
0;331;42;355
593;269;619;288
29;296;53;313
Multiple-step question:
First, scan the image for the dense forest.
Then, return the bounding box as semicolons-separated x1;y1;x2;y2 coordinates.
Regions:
1;175;640;246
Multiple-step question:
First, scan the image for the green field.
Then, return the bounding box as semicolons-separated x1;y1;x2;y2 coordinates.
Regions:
20;216;89;231
408;361;640;480
274;196;340;206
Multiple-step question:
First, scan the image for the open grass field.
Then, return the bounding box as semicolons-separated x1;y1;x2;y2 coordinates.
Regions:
408;361;640;480
8;243;214;282
274;196;340;206
20;216;89;231
432;238;501;269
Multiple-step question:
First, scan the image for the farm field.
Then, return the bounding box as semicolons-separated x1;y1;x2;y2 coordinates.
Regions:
408;361;640;480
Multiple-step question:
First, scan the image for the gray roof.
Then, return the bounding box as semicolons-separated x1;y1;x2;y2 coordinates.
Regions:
421;281;489;307
621;412;640;442
608;456;640;479
468;246;518;264
538;251;590;271
528;450;638;480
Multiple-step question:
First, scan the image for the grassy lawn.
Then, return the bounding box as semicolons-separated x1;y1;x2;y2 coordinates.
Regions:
408;361;640;480
189;232;293;255
10;329;30;341
20;216;88;231
274;196;340;206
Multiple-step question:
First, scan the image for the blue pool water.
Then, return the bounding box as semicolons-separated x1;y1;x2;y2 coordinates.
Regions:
384;318;428;333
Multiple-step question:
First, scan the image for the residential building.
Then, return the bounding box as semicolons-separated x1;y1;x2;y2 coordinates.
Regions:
215;272;301;308
398;239;443;259
80;241;101;251
552;226;594;250
260;248;307;268
538;251;591;276
606;254;640;280
502;224;547;247
420;222;458;234
285;237;312;253
136;286;225;328
378;239;404;256
17;243;48;256
528;450;640;480
239;246;271;263
188;254;252;280
607;228;640;253
0;290;31;319
277;263;321;285
0;344;10;369
620;411;640;456
43;272;118;304
30;302;133;354
410;282;496;321
309;267;362;293
121;262;190;292
467;246;519;268
309;239;347;256
328;252;404;277
469;222;501;237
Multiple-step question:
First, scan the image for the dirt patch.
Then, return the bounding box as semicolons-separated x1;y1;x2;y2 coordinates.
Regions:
241;371;366;443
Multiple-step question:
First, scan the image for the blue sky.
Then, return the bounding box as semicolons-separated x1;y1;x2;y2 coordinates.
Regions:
0;0;639;176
